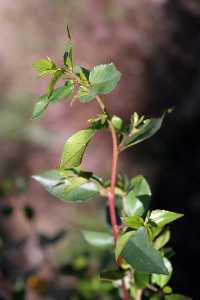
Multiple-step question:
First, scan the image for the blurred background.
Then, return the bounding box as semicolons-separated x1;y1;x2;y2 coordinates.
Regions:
0;0;200;299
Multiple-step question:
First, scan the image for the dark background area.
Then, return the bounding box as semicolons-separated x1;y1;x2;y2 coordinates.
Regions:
0;0;200;299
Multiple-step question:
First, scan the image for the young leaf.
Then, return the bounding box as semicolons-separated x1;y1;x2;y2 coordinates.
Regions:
82;231;114;248
121;114;165;150
32;170;99;203
60;129;96;169
88;113;108;129
152;257;173;287
77;85;97;103
124;175;151;217
47;69;65;98
89;63;121;94
48;80;74;103
120;227;168;274
33;57;56;76
64;26;73;70
122;215;144;229
75;65;90;81
154;229;171;250
32;81;73;119
150;210;184;228
32;94;49;119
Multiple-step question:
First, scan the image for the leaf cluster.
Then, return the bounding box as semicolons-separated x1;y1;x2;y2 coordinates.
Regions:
32;28;190;300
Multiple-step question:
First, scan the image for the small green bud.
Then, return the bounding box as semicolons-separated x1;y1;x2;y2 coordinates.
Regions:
111;115;123;131
163;286;173;294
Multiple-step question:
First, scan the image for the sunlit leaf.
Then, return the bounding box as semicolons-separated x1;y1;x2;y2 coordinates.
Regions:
60;129;96;169
32;170;99;203
150;210;184;228
33;57;56;76
89;63;121;94
122;215;144;229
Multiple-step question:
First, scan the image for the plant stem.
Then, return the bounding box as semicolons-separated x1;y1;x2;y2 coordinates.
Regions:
96;95;129;300
108;120;119;241
135;289;142;300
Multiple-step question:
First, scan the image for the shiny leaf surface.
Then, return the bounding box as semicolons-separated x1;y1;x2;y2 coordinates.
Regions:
121;227;168;274
32;170;99;203
60;129;96;169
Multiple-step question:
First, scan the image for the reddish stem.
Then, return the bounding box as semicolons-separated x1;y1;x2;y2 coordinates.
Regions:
108;121;119;242
122;278;130;300
96;95;129;300
108;121;129;300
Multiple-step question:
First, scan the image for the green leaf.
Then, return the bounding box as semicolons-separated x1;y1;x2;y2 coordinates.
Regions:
152;257;173;287
154;229;171;250
128;175;151;196
32;94;49;119
134;272;150;288
165;294;192;300
115;231;135;259
77;85;97;103
121;114;164;150
150;294;163;300
88;113;108;129
60;129;96;169
47;69;65;98
122;215;144;229
124;176;151;217
32;169;99;203
32;81;73;119
33;57;56;76
82;231;114;248
100;269;125;281
89;63;121;94
64;26;73;70
150;210;184;228
120;227;168;274
75;65;90;81
48;80;74;103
